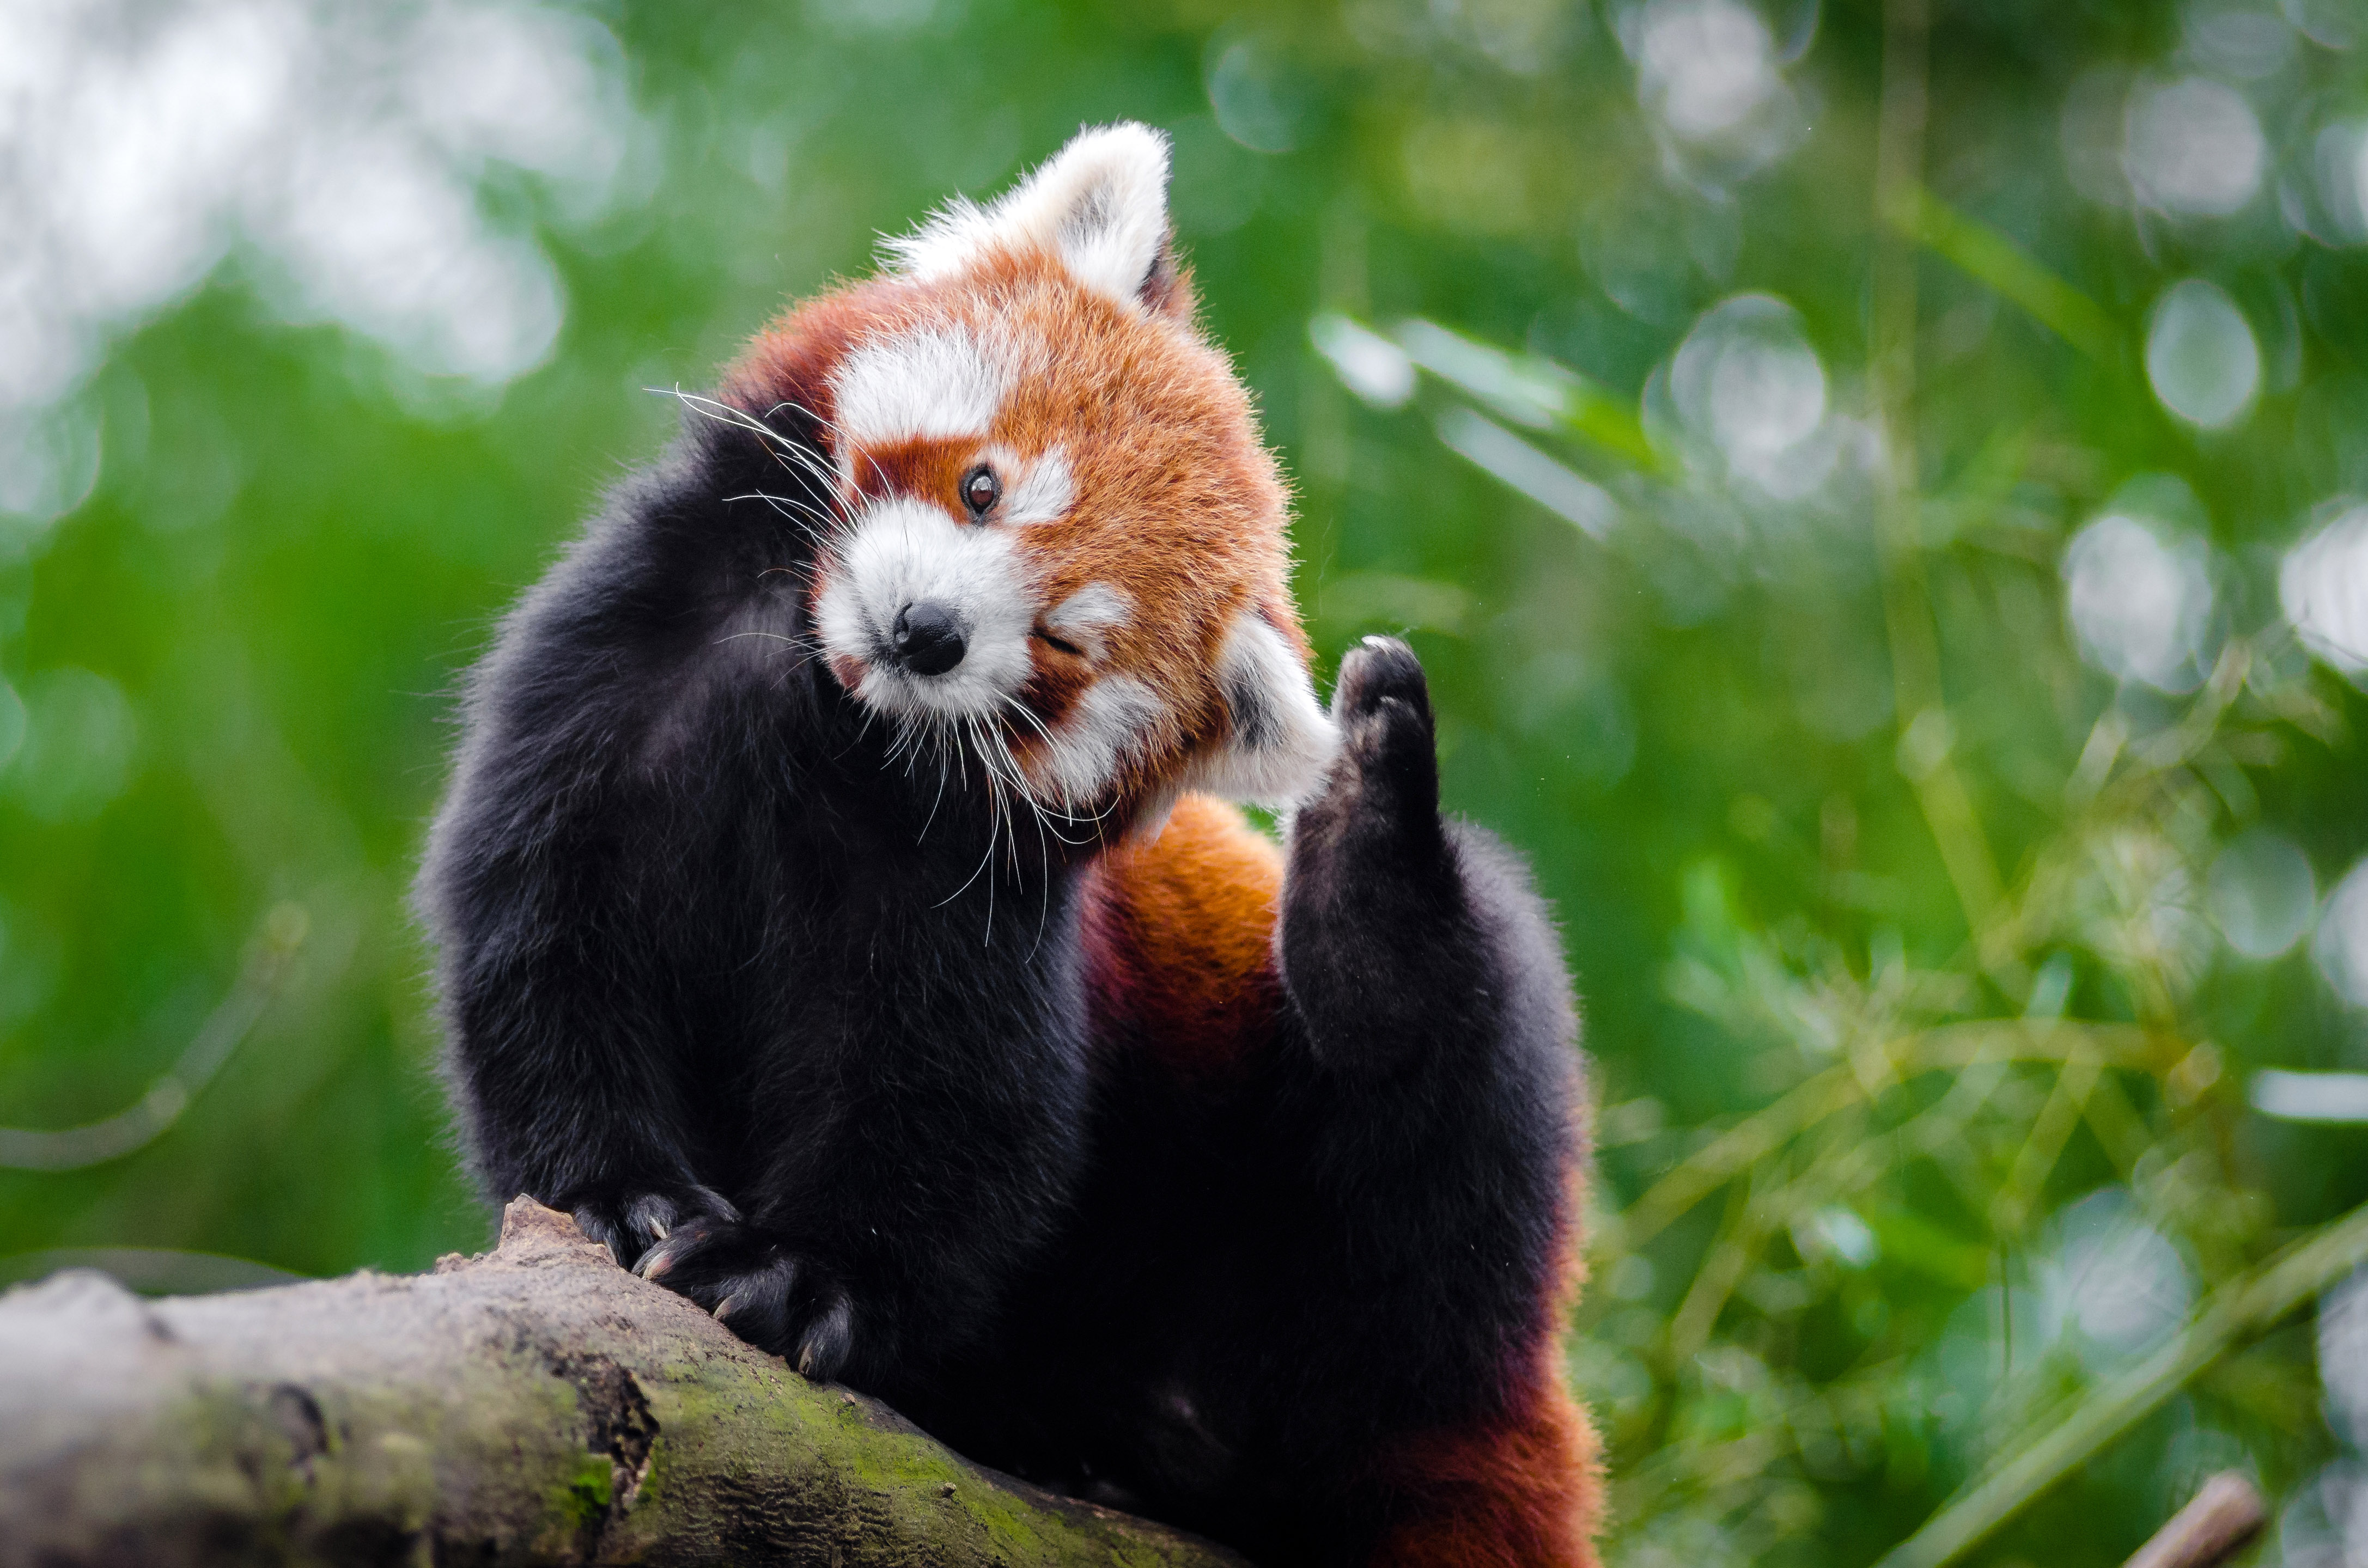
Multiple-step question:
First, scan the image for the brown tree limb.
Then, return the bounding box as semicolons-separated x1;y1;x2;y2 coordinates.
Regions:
2121;1473;2267;1568
0;1197;1244;1567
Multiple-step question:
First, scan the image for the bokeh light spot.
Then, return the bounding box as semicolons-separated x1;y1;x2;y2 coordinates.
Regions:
2146;279;2261;430
2314;859;2368;1009
1632;0;1780;140
0;0;635;500
2061;513;2218;692
3;669;139;825
2187;4;2299;80
2311;120;2368;242
2322;1268;2368;1450
2125;77;2266;216
2041;1188;2195;1364
2207;829;2317;960
2281;504;2368;677
2282;0;2362;51
1669;294;1831;498
1206;38;1310;154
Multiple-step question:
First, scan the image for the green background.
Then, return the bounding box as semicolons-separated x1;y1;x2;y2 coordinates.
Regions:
5;2;2368;1564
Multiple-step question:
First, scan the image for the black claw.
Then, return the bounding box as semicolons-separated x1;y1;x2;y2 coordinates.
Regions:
569;1183;741;1272
687;1183;742;1224
613;1209;850;1372
795;1291;854;1382
637;1216;713;1280
625;1191;679;1247
571;1203;629;1266
704;1255;795;1347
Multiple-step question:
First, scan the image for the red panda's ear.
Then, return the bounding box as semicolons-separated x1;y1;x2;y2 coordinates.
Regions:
1137;237;1196;327
885;122;1180;319
1184;606;1338;808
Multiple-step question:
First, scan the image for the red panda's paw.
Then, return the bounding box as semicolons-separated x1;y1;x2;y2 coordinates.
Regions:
569;1181;740;1272
634;1216;856;1381
1327;636;1440;825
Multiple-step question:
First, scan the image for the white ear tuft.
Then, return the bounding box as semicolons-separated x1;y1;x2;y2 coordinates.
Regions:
1185;610;1338;808
884;123;1174;311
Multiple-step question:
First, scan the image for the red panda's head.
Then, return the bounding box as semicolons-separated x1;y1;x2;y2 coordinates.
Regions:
724;123;1334;835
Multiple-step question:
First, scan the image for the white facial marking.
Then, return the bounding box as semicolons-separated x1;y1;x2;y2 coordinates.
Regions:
1003;446;1075;526
1185;609;1338;808
813;497;1036;721
1125;784;1182;847
882;122;1173;313
1042;581;1131;662
831;325;1010;453
1031;674;1162;809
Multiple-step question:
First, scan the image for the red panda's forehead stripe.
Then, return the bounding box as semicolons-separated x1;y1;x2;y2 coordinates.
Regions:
848;439;972;508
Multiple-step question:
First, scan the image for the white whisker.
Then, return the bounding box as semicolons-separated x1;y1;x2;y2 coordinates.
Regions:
723;491;833;540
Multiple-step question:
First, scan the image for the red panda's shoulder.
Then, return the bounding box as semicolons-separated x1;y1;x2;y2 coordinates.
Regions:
1079;794;1283;1077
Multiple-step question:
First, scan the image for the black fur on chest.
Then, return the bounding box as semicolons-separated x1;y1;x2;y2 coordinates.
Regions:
420;413;1098;1400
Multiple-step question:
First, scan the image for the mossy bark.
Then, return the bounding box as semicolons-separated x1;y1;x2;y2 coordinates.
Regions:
0;1198;1244;1568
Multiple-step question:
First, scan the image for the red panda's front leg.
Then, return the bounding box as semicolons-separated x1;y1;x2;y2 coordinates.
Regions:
1275;635;1601;1567
1280;635;1494;1075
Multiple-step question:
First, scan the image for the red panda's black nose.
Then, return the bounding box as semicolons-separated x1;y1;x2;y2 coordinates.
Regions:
890;601;967;677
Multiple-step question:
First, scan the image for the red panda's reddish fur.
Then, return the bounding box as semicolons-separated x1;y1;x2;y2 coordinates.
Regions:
1080;794;1288;1080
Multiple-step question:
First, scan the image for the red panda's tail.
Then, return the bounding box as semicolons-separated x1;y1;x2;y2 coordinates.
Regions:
1370;1372;1605;1568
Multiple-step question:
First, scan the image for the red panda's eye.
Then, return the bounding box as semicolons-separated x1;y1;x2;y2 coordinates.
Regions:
963;467;1000;517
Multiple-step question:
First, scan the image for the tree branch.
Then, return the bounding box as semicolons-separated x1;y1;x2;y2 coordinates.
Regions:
2122;1473;2266;1568
0;1197;1243;1567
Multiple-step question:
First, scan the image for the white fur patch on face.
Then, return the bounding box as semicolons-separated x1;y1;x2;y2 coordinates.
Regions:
1030;674;1162;810
832;326;1010;454
1184;609;1338;808
882;122;1172;314
1041;581;1130;662
1002;446;1075;526
813;497;1036;721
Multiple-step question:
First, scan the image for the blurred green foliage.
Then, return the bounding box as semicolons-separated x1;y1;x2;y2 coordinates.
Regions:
5;1;2368;1564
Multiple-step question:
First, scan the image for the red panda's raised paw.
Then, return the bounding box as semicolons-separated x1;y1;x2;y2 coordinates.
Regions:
1316;635;1441;835
634;1216;857;1381
1332;634;1430;725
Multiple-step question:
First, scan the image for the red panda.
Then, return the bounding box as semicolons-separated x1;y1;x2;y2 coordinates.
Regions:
422;123;1600;1566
